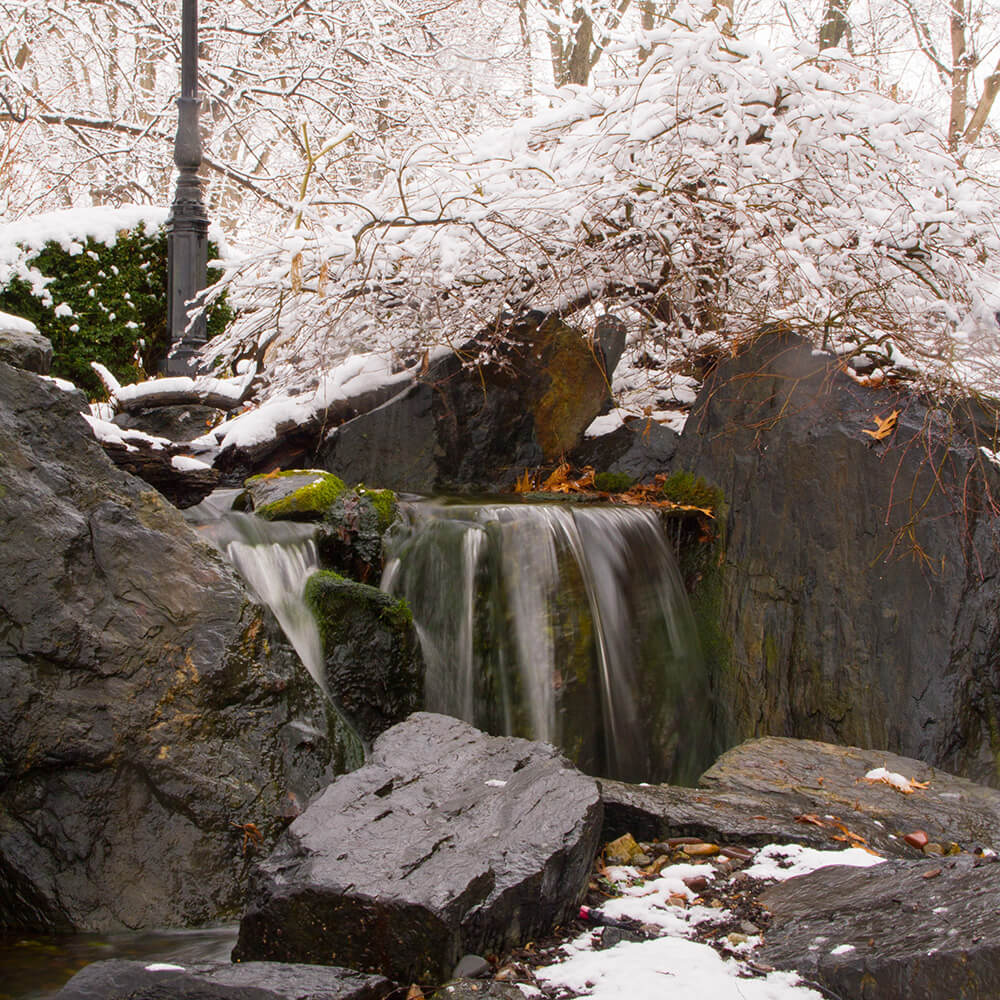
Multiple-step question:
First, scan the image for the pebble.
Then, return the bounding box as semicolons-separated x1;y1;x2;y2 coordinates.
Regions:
453;954;491;979
682;875;711;893
923;842;944;856
904;830;928;850
720;845;755;861
681;843;720;858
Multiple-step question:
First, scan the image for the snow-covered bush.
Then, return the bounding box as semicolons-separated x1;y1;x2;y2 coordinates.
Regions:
0;207;232;397
207;1;1000;403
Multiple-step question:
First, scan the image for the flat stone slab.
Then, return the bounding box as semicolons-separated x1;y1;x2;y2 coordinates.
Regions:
759;854;1000;999
54;958;392;1000
234;713;603;986
601;737;1000;857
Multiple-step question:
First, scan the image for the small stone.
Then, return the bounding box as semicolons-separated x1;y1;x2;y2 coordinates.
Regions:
605;832;643;865
682;875;710;893
633;852;652;866
666;836;703;848
904;830;928;850
720;845;755;861
597;926;646;949
452;955;491;980
681;843;720;858
923;842;944;856
727;932;750;946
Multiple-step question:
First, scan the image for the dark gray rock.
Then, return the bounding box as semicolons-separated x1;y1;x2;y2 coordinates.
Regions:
234;713;603;987
675;331;1000;784
0;362;356;933
54;958;392;1000
601;736;1000;856
570;419;679;482
318;316;611;493
304;572;424;746
434;983;526;1000
114;404;226;443
759;854;1000;1000
0;318;52;373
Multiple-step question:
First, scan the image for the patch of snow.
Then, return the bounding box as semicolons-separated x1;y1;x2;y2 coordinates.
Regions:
979;446;1000;469
81;413;171;452
864;766;920;793
144;963;185;972
171;455;213;472
585;410;626;437
743;844;884;881
0;310;39;335
830;944;855;955
485;779;507;788
535;934;824;1000
39;374;77;392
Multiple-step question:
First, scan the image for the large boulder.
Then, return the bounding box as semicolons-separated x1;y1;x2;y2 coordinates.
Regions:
759;854;1000;999
317;316;612;493
233;713;603;986
675;331;1000;784
601;736;1000;855
54;959;393;1000
0;362;358;933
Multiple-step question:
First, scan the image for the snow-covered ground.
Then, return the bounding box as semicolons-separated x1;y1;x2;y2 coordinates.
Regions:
527;844;883;1000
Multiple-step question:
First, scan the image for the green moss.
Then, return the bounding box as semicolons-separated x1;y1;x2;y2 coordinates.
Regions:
359;487;399;533
254;472;347;520
594;471;635;493
0;221;232;398
661;470;727;516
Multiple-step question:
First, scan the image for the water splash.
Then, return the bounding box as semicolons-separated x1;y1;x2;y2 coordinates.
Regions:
383;501;715;783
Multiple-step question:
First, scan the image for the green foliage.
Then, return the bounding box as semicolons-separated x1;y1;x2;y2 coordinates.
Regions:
0;223;232;398
660;469;726;516
593;470;634;493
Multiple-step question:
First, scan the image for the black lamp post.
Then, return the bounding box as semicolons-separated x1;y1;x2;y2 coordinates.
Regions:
164;0;209;375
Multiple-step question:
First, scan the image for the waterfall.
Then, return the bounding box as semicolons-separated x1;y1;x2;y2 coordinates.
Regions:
382;501;714;784
195;509;329;700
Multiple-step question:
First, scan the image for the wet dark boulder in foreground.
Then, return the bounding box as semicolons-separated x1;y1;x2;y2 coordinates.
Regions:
54;958;392;1000
759;854;1000;1000
234;713;603;987
0;362;353;933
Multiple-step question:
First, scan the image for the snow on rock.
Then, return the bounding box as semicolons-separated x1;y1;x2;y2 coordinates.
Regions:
81;413;170;453
0;310;39;335
743;844;884;881
171;455;213;472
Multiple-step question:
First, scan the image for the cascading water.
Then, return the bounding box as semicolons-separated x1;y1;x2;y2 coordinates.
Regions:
193;505;329;700
382;501;716;784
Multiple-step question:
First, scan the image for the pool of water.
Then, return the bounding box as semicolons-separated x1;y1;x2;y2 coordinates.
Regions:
0;925;238;999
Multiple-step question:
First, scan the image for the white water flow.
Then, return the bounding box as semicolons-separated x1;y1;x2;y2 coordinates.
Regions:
198;512;329;700
382;501;715;784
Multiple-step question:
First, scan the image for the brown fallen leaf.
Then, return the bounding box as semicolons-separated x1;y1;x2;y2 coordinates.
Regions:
407;985;424;1000
922;867;942;879
862;409;899;441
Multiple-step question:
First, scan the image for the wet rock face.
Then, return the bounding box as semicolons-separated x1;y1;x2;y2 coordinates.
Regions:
759;854;1000;1000
675;331;1000;784
0;321;52;374
234;713;603;987
0;363;348;933
54;958;393;1000
601;736;1000;856
318;317;611;493
304;571;424;747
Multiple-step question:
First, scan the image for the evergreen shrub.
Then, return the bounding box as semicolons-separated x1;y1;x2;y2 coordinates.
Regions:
0;215;231;397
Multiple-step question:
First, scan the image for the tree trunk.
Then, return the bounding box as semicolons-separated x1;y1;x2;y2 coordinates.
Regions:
948;0;970;150
818;0;850;50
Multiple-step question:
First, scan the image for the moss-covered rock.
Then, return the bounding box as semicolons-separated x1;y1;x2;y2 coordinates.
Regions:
317;486;400;582
305;571;423;747
245;470;347;521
